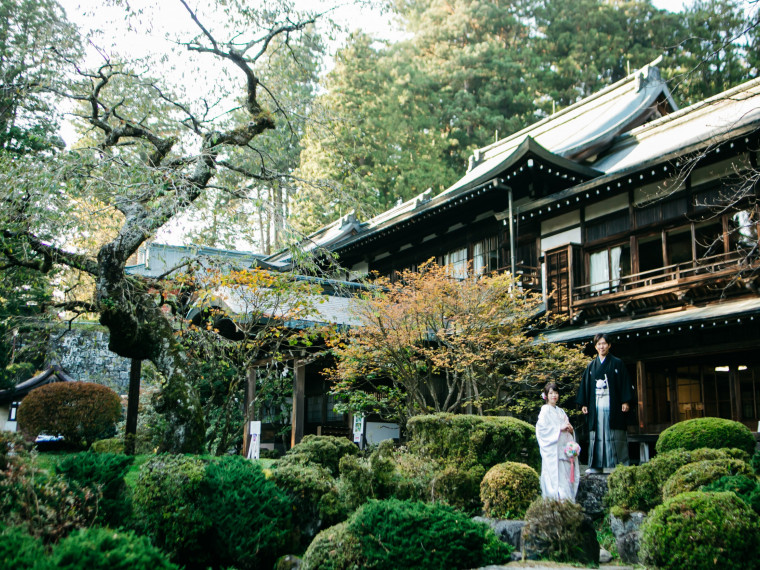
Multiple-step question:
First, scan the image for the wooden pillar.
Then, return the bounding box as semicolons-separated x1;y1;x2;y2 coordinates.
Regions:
124;359;141;456
636;360;647;431
291;360;306;448
242;366;256;457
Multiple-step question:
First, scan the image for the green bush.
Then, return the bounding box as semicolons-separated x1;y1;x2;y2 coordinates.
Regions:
90;438;124;454
480;462;540;519
656;417;755;456
300;522;362;570
521;498;598;565
0;525;46;569
55;452;134;527
272;462;342;541
752;448;760;474
406;413;539;470
704;474;760;515
640;491;760;570
278;435;358;476
607;447;750;512
0;432;97;544
204;455;292;570
430;463;485;515
662;458;755;499
49;527;178;570
132;454;211;566
17;382;122;449
302;499;510;570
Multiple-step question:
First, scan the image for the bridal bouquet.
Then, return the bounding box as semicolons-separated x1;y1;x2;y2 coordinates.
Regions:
564;441;581;458
564;441;581;483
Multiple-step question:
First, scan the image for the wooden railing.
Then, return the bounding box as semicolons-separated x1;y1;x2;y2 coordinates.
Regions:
573;250;751;302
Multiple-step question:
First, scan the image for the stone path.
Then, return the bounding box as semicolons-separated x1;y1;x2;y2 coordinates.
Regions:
478;560;641;570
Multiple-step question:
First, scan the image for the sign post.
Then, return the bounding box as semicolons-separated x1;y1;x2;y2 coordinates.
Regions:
246;420;262;460
352;416;365;449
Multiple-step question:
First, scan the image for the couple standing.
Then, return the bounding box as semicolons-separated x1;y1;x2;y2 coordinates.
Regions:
536;333;634;501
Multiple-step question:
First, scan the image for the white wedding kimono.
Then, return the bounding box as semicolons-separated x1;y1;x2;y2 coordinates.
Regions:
536;404;579;501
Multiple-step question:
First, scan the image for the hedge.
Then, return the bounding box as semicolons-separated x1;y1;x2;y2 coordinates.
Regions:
406;413;539;470
656;417;756;456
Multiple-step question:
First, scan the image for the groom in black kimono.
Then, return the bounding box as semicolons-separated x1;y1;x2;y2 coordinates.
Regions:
576;333;634;473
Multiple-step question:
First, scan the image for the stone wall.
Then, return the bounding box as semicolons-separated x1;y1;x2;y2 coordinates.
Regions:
47;326;132;393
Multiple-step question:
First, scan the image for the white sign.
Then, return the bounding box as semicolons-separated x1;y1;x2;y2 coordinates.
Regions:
353;416;365;447
247;421;262;460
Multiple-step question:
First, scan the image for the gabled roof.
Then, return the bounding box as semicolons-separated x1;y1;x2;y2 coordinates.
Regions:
0;364;74;405
282;58;677;257
266;213;363;265
453;58;676;190
593;76;760;174
126;242;274;278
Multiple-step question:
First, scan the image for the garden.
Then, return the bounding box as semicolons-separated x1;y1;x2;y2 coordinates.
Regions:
3;382;760;570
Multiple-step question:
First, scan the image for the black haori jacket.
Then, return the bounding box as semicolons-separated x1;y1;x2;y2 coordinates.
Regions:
576;354;634;431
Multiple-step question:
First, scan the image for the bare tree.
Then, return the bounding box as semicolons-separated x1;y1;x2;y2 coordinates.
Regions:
0;0;341;452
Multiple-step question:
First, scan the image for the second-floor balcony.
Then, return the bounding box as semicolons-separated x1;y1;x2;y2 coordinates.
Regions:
570;250;759;320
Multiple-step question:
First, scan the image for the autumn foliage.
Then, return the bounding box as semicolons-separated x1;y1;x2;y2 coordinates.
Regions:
327;261;587;424
17;382;122;448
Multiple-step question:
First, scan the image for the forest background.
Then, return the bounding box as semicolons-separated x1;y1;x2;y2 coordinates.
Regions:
59;0;760;254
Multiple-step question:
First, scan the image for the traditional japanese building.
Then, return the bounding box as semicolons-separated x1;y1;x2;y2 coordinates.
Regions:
268;58;760;450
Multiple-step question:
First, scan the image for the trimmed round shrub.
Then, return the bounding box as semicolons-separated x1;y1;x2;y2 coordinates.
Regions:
90;438;124;454
300;522;362;570
55;452;134;527
430;463;485;515
302;499;510;570
704;474;760;515
640;491;760;570
656;417;755;456
0;525;46;569
607;447;750;513
50;527;178;569
272;463;343;541
203;455;293;570
17;382;122;448
406;413;539;470
662;458;754;499
480;462;540;519
132;454;211;566
278;435;358;476
521;498;598;565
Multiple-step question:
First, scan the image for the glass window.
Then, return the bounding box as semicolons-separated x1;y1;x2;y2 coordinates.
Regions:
473;237;499;275
694;220;724;260
326;395;343;422
675;366;703;421
8;401;19;421
728;210;758;254
307;395;322;423
589;244;630;293
444;247;468;279
667;227;693;266
638;235;663;273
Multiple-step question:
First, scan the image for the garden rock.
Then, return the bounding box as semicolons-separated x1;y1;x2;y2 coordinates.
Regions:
610;511;646;565
599;548;612;563
473;517;525;551
576;473;607;519
274;555;302;570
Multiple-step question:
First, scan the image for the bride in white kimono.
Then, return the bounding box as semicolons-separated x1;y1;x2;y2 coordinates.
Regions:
536;382;580;501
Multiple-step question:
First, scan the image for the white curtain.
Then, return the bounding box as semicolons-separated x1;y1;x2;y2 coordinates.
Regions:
473;241;485;275
589;250;609;292
609;246;623;290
